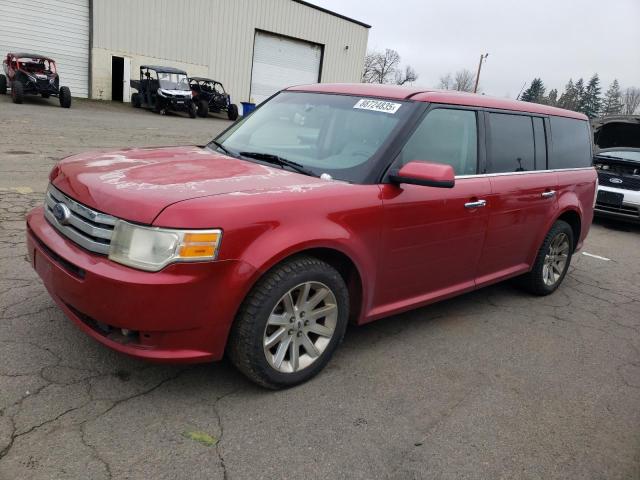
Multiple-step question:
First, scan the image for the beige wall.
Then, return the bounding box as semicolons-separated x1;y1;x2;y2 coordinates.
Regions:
91;48;209;101
91;0;369;101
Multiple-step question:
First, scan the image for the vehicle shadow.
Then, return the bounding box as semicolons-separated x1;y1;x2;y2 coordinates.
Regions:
164;280;522;397
593;216;640;233
9;95;61;108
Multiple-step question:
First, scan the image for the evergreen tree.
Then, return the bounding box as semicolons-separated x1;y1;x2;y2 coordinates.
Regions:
546;88;558;106
601;79;623;116
558;79;578;110
520;78;546;103
574;78;586;113
582;74;602;118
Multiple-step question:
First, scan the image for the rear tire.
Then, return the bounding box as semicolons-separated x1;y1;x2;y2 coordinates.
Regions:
59;86;71;108
188;102;197;119
131;93;141;108
227;103;239;121
0;74;7;95
197;99;209;117
518;220;574;296
228;255;349;389
11;80;23;104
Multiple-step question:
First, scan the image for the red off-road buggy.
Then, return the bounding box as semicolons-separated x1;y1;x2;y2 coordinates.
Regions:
1;52;72;108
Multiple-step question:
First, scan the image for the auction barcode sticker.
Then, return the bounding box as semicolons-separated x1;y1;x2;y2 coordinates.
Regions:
353;99;402;114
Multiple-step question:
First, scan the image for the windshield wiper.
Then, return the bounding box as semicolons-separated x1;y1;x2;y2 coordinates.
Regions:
210;140;234;156
239;151;315;177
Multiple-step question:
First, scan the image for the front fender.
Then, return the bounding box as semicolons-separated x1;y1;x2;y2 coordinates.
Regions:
153;185;384;323
224;218;379;326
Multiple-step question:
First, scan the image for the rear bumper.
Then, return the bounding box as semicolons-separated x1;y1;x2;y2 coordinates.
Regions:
26;206;256;363
594;185;640;223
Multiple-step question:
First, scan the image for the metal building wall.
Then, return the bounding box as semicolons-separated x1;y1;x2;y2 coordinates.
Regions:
91;0;369;101
0;0;89;97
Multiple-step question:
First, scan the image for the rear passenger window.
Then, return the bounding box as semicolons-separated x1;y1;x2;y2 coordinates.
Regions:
399;108;478;175
533;117;547;170
549;117;592;169
487;113;535;173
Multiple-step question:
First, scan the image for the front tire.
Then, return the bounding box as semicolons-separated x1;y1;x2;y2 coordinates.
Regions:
0;74;7;94
227;103;239;121
197;99;209;117
59;86;71;108
228;255;349;389
131;93;141;108
518;220;574;295
11;80;23;104
188;102;197;119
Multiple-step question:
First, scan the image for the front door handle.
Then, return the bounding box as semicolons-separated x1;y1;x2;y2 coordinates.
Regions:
541;190;556;198
464;199;487;209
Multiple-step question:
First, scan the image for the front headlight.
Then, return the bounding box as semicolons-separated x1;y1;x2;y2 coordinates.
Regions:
108;221;222;272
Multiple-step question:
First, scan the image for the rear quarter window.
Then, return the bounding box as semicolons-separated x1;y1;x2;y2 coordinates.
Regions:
549;117;592;169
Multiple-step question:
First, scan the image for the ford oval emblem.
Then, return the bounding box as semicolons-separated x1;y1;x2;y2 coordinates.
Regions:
609;177;623;184
52;202;71;225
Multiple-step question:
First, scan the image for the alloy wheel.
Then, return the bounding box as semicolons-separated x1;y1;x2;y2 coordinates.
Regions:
263;281;338;373
542;232;570;286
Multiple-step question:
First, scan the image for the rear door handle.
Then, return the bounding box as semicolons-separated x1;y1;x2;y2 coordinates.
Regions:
541;190;556;198
464;199;487;209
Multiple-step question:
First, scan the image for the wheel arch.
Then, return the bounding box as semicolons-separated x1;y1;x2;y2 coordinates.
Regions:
245;243;367;325
556;208;582;251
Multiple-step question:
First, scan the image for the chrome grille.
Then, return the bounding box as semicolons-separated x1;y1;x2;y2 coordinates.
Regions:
44;185;117;255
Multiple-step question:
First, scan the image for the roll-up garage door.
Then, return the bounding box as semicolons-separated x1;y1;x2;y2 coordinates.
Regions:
250;31;322;104
0;0;89;97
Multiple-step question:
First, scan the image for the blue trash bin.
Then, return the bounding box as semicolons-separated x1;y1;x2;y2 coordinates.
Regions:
241;102;256;116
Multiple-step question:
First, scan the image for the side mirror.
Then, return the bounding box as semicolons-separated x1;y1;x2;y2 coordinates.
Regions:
389;161;455;188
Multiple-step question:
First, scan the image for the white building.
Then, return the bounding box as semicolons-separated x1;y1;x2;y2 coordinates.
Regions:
0;0;369;103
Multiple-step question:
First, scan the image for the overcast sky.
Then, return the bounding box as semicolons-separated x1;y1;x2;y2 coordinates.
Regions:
313;0;640;98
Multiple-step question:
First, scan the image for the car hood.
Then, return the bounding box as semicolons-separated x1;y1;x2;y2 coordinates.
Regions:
592;115;640;151
51;146;330;224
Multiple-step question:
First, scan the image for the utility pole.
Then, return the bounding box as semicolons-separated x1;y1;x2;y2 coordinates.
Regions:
473;53;489;93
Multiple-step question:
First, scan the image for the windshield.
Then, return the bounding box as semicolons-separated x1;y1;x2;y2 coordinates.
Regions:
158;72;190;91
212;91;414;182
598;150;640;162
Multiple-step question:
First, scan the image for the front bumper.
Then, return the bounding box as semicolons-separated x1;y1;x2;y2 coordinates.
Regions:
26;206;255;363
594;185;640;223
159;96;193;112
24;79;59;95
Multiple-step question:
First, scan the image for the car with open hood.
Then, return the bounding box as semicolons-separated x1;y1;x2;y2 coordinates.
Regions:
26;83;596;388
592;115;640;222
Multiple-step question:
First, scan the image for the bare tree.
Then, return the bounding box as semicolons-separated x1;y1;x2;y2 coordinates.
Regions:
437;69;475;92
438;73;453;90
361;48;418;85
361;52;378;84
453;69;475;92
396;65;418;85
622;87;640;115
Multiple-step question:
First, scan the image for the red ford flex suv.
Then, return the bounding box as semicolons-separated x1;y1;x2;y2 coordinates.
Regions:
27;84;596;388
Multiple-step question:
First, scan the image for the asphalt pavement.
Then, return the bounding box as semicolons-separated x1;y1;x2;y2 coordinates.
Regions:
1;95;639;480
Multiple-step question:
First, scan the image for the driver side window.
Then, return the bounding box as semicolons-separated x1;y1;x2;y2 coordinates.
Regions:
399;108;478;175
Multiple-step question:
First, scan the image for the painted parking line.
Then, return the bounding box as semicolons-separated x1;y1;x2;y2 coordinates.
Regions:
582;252;611;261
0;187;34;194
